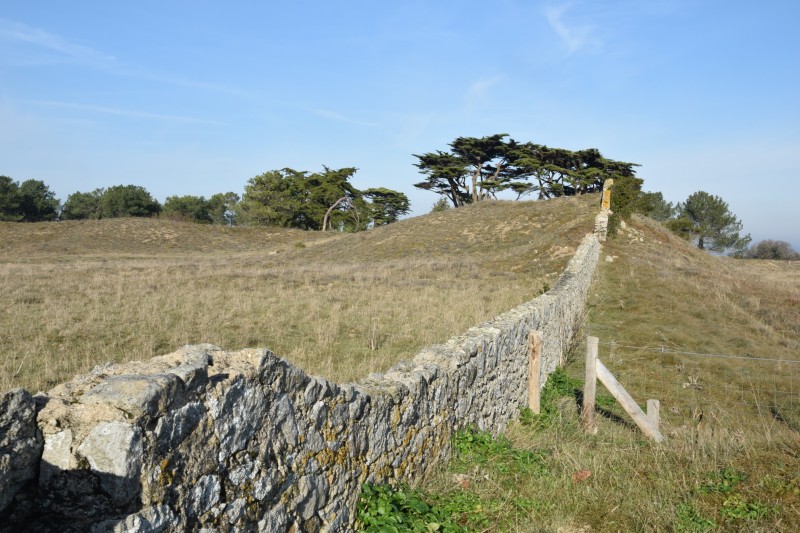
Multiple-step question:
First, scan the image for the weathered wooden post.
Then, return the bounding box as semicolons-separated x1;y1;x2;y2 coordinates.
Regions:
596;359;665;443
601;179;614;210
529;331;542;414
582;336;598;434
647;399;660;433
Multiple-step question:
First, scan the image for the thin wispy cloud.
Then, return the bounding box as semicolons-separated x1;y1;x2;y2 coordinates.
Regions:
0;17;115;66
113;67;251;98
28;100;228;126
544;4;597;55
311;108;377;127
463;75;504;112
0;18;245;97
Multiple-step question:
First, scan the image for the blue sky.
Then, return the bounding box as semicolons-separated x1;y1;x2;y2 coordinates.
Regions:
1;1;798;248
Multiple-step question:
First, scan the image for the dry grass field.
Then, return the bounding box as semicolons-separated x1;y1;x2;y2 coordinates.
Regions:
418;214;800;531
1;194;598;393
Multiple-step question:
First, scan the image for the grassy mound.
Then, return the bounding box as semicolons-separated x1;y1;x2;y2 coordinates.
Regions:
0;194;598;392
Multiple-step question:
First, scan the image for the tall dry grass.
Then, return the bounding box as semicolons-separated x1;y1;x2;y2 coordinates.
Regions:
1;194;598;392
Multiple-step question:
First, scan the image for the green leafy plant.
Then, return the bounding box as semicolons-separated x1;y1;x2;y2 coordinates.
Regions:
698;467;747;494
675;503;716;532
356;483;465;532
720;495;773;522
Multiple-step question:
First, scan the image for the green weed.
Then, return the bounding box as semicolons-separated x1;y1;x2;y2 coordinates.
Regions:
356;483;465;532
719;494;774;522
697;467;746;494
675;503;716;532
528;367;581;429
452;427;549;477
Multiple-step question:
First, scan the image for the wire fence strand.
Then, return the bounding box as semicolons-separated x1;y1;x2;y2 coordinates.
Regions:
591;340;800;425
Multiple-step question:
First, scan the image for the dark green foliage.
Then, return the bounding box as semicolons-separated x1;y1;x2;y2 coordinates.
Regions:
412;150;472;208
61;189;104;220
207;192;240;225
744;239;799;260
162;195;213;223
17;180;59;222
0;176;21;221
238;166;408;231
665;216;695;240
0;176;60;222
413;134;641;207
363;188;411;226
635;191;674;221
238;167;359;230
97;185;161;218
671;191;750;255
607;175;644;237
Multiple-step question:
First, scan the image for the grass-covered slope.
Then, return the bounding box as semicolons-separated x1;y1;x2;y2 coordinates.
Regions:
413;214;800;532
0;194;599;392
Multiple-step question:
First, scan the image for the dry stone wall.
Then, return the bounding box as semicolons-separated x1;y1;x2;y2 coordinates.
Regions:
0;230;602;532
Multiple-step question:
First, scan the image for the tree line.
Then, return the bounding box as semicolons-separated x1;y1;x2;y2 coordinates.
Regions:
0;167;410;232
3;133;794;258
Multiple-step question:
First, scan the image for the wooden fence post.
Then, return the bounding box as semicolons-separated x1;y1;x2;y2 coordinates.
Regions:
582;336;598;434
647;399;660;433
529;331;542;414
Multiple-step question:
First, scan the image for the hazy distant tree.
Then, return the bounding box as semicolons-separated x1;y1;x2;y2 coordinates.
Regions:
670;191;750;255
310;167;363;231
665;217;695;241
363;188;410;226
61;189;104;220
635;191;674;221
239;167;407;232
508;181;539;200
239;167;360;230
98;185;161;218
162;195;212;223
16;180;60;222
207;192;240;225
744;240;799;260
238;168;314;228
429;197;451;213
0;176;21;221
0;176;60;222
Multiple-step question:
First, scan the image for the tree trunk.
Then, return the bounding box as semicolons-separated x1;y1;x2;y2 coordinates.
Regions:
471;167;481;203
485;164;503;200
322;196;347;231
